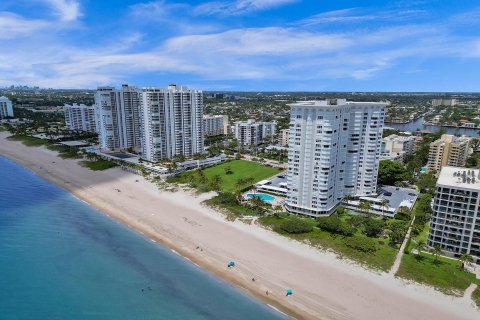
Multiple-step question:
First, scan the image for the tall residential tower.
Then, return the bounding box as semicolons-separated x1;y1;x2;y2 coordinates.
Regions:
285;99;386;217
140;85;204;162
94;85;142;152
0;96;13;118
64;103;97;132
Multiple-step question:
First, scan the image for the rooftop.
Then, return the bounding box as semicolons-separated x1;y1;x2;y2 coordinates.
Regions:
437;166;480;190
288;99;387;108
359;185;418;211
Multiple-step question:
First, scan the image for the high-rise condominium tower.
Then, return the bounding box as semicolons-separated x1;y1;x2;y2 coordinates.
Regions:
428;166;480;264
285;99;386;217
0;96;13;118
140;85;204;162
64;103;97;132
94;85;141;152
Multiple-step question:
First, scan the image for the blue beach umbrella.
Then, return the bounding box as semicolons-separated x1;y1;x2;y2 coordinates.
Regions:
228;261;235;268
286;289;293;296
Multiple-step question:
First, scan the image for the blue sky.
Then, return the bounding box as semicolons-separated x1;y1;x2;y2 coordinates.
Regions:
1;0;480;91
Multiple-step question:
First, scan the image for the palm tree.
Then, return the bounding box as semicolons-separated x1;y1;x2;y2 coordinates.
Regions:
459;253;474;270
343;195;353;206
415;240;427;258
358;201;372;216
432;245;442;263
380;199;389;218
249;195;266;216
235;178;245;191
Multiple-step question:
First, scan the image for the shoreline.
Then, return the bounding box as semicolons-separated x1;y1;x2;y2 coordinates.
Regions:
1;132;480;320
0;138;308;319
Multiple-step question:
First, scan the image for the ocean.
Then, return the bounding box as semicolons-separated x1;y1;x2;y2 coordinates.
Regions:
0;156;285;320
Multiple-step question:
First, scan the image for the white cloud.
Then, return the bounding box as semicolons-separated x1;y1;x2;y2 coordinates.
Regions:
299;8;426;26
195;0;297;16
0;12;48;39
44;0;81;21
130;0;187;20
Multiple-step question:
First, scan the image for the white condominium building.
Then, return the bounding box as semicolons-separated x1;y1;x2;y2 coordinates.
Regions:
427;134;471;173
140;85;204;162
94;85;142;152
380;134;416;163
203;115;229;136
233;119;277;146
64;103;97;132
285;99;386;217
428;166;480;264
0;96;13;118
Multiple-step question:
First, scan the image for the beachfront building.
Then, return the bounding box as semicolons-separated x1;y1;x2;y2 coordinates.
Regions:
285;99;386;217
64;103;97;133
280;129;289;146
233;119;277;146
203;115;229;136
94;85;142;152
432;98;457;107
0;96;13;118
380;134;416;163
427;134;471;173
140;84;204;162
428;166;480;264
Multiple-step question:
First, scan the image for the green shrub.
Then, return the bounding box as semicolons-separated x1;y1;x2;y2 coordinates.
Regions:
317;216;355;236
345;236;377;253
346;215;364;228
281;219;313;234
363;219;385;237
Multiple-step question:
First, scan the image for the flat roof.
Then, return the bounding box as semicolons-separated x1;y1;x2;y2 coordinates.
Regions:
437;166;480;190
360;185;418;210
288;100;387;107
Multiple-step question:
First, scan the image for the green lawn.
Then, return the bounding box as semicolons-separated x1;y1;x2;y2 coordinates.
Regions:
473;287;480;308
168;160;282;192
407;222;429;252
395;253;479;296
7;135;52;147
81;159;117;171
258;215;397;272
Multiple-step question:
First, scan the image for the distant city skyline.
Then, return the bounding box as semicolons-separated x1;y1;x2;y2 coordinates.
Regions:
1;1;480;91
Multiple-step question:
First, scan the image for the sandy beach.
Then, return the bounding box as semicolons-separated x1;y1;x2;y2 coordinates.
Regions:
1;132;479;320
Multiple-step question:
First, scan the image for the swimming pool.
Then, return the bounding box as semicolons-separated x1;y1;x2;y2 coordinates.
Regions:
246;193;275;202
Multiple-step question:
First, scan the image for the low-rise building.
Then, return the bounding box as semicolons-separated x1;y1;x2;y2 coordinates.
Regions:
203;115;228;136
64;103;97;132
427;134;471;173
233;119;277;146
380;134;416;163
0;96;13;118
428;166;480;264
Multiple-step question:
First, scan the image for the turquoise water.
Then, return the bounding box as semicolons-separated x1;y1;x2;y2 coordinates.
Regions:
246;193;275;201
0;156;285;320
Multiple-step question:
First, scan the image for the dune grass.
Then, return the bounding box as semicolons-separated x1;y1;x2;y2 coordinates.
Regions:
7;135;51;147
396;252;479;296
258;215;397;272
81;159;117;171
472;287;480;307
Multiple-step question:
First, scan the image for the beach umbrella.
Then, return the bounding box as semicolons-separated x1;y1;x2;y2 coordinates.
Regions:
286;289;293;296
228;261;235;268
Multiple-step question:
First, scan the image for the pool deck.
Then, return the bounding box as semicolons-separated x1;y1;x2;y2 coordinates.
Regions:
243;191;285;207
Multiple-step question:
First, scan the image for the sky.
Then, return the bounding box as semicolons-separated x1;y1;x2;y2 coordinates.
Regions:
1;0;480;91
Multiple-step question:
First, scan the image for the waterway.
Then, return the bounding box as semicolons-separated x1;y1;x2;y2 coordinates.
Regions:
387;117;480;137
